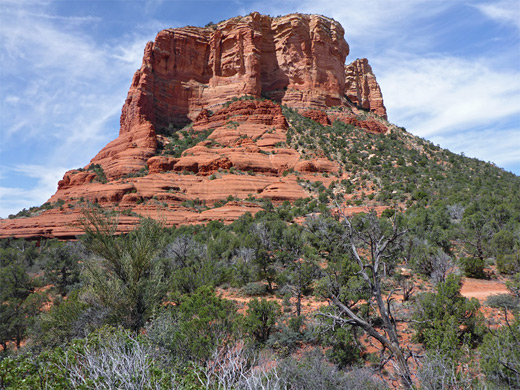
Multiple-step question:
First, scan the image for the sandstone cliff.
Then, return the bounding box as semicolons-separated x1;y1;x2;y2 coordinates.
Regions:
90;12;386;180
345;58;387;119
0;12;390;239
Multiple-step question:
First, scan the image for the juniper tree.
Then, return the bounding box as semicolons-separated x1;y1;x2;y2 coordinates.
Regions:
79;208;168;331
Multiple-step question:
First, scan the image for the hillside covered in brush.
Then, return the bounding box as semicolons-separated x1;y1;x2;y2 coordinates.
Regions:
1;12;519;390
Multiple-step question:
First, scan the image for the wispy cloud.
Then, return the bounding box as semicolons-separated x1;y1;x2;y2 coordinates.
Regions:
24;12;102;24
373;52;520;172
431;127;520;172
1;4;139;140
144;0;165;15
0;164;68;218
377;55;520;137
251;0;450;51
0;1;153;217
474;0;520;30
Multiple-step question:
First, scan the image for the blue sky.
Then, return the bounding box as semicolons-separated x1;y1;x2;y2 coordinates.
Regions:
1;0;519;217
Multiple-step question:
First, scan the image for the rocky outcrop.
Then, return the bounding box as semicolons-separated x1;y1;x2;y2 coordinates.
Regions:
60;13;386;181
301;110;331;126
330;112;388;134
137;12;350;131
194;99;288;130
345;58;387;119
0;13;391;239
147;156;179;174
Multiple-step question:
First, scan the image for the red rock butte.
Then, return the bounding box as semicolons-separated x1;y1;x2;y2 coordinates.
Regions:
0;12;389;239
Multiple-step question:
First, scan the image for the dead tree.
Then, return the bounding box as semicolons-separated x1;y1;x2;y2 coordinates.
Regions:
320;206;414;389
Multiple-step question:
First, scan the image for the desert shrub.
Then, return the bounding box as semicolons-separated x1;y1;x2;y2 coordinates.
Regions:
223;94;258;107
242;298;281;344
42;241;82;297
485;294;520;310
496;252;520;275
146;287;237;367
65;329;174;389
7;202;56;219
506;273;520;298
278;350;387;390
198;342;266;389
268;323;303;356
86;163;107;184
267;315;314;356
0;328;176;390
407;238;437;276
164;235;216;295
417;350;474;390
242;281;268;296
480;317;520;389
163;127;213;157
0;246;48;350
412;190;428;201
459;256;486;279
381;208;395;218
413;274;486;356
33;291;89;348
321;325;363;369
0;348;70;389
228;246;255;286
342;368;388;390
120;165;148;179
430;249;454;285
490;230;520;274
79;211;169;331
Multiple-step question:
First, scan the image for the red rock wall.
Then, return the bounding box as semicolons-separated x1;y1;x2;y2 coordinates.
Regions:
78;13;387;180
129;12;351;133
345;58;387;119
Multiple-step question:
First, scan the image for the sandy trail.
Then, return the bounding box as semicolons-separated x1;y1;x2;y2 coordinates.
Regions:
460;277;509;301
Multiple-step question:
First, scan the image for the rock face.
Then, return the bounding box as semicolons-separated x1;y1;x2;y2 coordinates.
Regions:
92;13;386;180
137;13;349;128
345;58;387;119
0;13;390;239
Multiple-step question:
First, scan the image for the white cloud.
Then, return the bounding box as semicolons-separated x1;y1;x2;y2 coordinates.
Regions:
0;2;150;134
24;12;102;24
144;0;165;14
0;2;155;217
431;127;520;171
475;0;520;30
4;96;20;104
113;38;150;65
375;54;520;172
0;165;68;217
377;55;520;137
0;6;125;140
252;0;450;50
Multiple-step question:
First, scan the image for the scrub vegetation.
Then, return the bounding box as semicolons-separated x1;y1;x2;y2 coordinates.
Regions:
1;106;519;389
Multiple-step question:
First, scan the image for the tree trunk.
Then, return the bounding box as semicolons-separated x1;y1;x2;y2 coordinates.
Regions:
391;345;413;389
330;208;414;388
266;275;273;293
